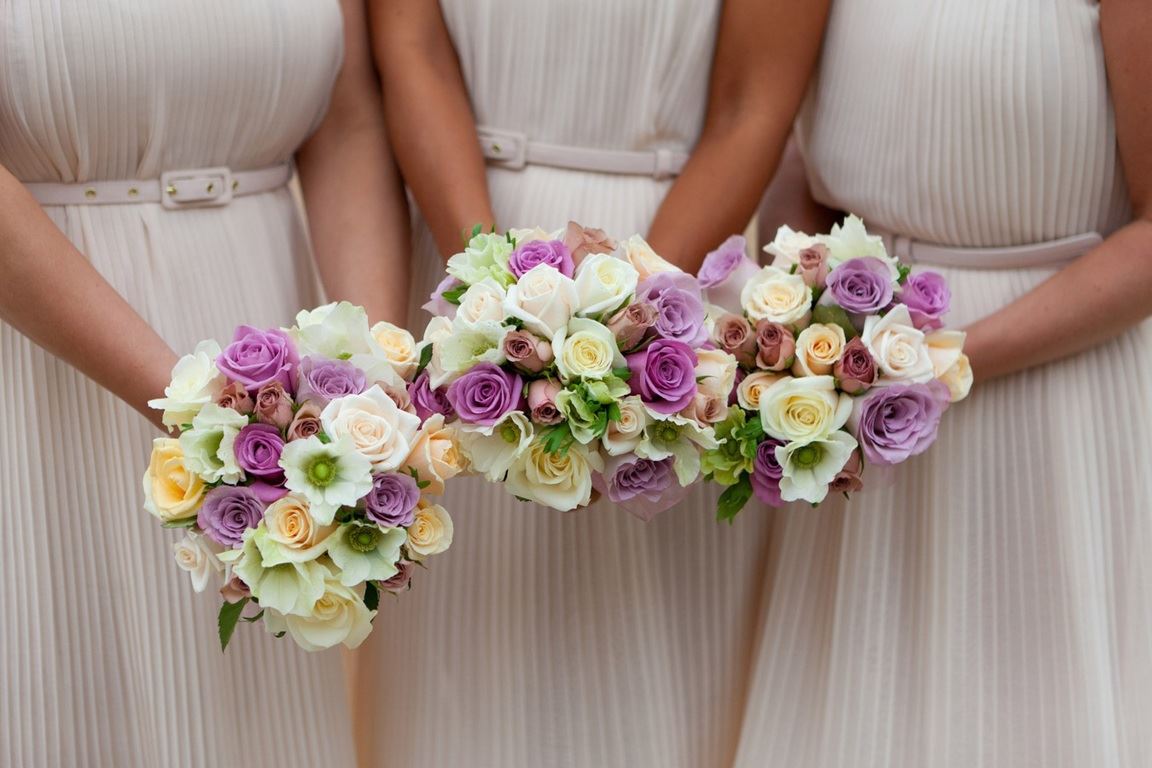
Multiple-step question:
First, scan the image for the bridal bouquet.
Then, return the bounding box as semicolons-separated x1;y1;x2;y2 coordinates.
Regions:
143;302;461;651
697;216;973;519
417;223;735;517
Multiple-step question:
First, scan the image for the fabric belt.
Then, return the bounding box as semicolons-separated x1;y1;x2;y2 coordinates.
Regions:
874;228;1103;269
478;126;689;180
25;163;293;209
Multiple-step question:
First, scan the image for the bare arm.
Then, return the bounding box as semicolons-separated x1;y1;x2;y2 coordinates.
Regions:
297;0;412;325
963;0;1152;382
0;167;176;429
647;0;832;271
370;0;494;260
755;137;840;249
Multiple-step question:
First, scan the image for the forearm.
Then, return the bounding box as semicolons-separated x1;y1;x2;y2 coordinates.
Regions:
964;218;1152;381
0;168;175;427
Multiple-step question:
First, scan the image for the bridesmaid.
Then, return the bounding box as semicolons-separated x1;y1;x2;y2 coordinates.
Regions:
0;1;407;765
355;1;828;765
738;1;1152;766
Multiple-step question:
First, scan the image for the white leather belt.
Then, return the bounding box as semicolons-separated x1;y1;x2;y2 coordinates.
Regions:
478;126;689;180
874;228;1103;269
24;163;293;209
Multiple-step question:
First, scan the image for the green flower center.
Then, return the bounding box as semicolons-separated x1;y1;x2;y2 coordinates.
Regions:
306;455;338;487
348;524;382;554
500;422;520;444
655;424;679;443
793;444;825;470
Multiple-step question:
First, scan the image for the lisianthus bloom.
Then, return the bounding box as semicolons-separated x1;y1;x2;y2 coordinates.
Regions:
280;435;374;524
327;522;407;587
446;231;515;286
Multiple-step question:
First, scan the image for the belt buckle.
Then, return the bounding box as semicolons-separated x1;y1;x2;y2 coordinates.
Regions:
477;127;527;170
160;167;234;210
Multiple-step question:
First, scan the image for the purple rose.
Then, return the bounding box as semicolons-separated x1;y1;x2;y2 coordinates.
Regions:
628;339;698;415
234;423;286;483
364;472;420;528
249;481;290;505
637;272;708;347
217;326;299;392
423;274;460;320
197;486;265;548
296;356;367;407
698;236;763;314
825;258;895;314
408;371;453;421
509;239;574;279
853;381;950;466
751;438;786;508
833;337;878;394
380;560;416;593
604;455;675;503
899;271;951;330
446;363;524;425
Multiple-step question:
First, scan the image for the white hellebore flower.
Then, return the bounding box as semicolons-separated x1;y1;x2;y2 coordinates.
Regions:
291;301;376;359
437;320;511;380
817;214;899;276
178;403;249;484
861;305;935;383
574;252;639;317
221;529;329;617
504;263;579;338
280;435;374;525
458;411;534;481
505;437;603;512
758;375;853;443
321;385;422;472
446;231;515;286
636;410;720;486
741;266;812;326
553;317;626;381
148;339;225;430
327;522;407;587
777;432;859;504
172;532;224;593
263;568;376;651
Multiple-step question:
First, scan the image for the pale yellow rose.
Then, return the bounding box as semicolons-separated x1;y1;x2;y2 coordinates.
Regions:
370;321;419;380
406;501;454;561
737;371;784;411
793;323;847;377
924;329;967;378
758;375;852;443
402;413;465;495
622;234;680;281
505;437;603;511
939;352;973;403
260;494;337;564
741;266;812;326
553;318;624;381
142;438;206;522
694;348;738;401
266;571;375;651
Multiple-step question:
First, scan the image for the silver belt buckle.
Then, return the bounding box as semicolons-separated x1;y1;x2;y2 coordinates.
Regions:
160;167;234;210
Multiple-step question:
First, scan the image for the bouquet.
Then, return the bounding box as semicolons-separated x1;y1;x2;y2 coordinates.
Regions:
697;216;973;519
143;302;462;651
416;223;737;517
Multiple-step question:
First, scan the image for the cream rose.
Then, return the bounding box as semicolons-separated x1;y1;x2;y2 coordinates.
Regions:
148;339;225;430
172;532;223;593
793;323;847;377
939;352;973;403
508;226;556;244
402;413;465;494
453;279;509;330
622;234;680;281
143;437;207;521
694;348;738;401
574;252;639;317
267;572;375;651
255;493;337;565
602;395;651;455
741;266;812;326
862;305;934;383
504;263;578;338
758;375;853;443
320;385;422;471
553;317;625;381
369;321;419;380
737;371;784;411
505;437;603;511
406;502;454;560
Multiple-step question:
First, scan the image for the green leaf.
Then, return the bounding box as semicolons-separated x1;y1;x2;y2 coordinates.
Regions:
273;631;287;639
716;476;754;524
241;609;265;623
611;366;632;381
470;223;483;239
897;264;912;285
506;316;526;330
364;582;380;612
218;597;249;651
161;517;198;529
811;304;858;340
416;343;434;376
337;352;353;361
540;423;575;456
606;402;622;423
317;432;332;444
441;284;468;306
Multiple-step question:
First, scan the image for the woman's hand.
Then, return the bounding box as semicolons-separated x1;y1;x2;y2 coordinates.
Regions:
962;0;1152;382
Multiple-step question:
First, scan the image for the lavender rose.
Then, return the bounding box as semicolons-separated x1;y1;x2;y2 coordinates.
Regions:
637;272;708;346
755;321;796;371
503;329;554;374
364;472;420;528
217;325;298;392
825;257;895;314
234;423;286;483
833;337;878;394
197;486;265;548
628;339;698;415
606;302;658;352
751;438;786;508
797;244;831;289
714;314;758;367
254;382;293;429
296;356;367;407
217;382;254;414
423;274;460;320
509;239;575;279
829;449;864;494
697;235;761;314
446;362;524;425
380;559;417;593
408;371;454;422
852;380;950;466
899;271;951;330
527;379;563;425
605;455;675;503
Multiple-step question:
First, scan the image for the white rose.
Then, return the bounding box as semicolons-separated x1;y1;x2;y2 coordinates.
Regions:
924;329;966;377
291;301;377;359
741;266;812;326
172;532;223;593
505;437;604;511
369;321;419;380
504;263;578;338
553;317;625;381
419;316;454;387
694;348;737;401
436;320;510;381
793;323;847;377
939;352;973;403
758;375;853;443
321;385;421;471
454;279;509;329
602;396;651;455
762;225;820;268
737;371;784;411
264;571;375;651
178;404;249;484
574;253;639;317
622;234;680;281
148;339;225;430
458;411;534;481
817;215;899;276
406;502;454;560
508;226;558;244
862;305;934;383
446;232;515;285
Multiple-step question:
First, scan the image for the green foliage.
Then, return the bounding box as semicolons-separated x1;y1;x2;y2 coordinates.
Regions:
415;344;434;377
364;582;380;612
218;597;249;651
441;284;468;306
161;517;198;529
812;304;858;340
539;423;576;456
716;476;754;523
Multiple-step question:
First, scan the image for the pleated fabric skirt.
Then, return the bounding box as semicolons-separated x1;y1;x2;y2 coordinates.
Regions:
0;193;358;767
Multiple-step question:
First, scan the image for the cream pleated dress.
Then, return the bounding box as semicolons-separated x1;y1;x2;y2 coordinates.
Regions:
0;2;358;766
355;1;783;766
733;1;1152;766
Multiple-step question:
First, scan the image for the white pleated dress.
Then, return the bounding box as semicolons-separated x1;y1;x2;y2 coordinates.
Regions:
355;2;783;766
0;3;358;766
733;2;1152;767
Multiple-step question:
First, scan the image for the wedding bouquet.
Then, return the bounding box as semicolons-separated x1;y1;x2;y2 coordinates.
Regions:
697;216;973;519
417;223;736;517
143;302;461;651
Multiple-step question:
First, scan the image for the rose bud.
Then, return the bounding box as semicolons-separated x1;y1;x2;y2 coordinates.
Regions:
220;575;251;604
217;381;254;415
503;329;554;374
755;320;796;371
254;381;293;429
833;337;878;394
797;244;831;289
713;314;758;367
606;302;658;352
829;449;864;494
562;221;618;266
527;379;563;425
286;401;323;441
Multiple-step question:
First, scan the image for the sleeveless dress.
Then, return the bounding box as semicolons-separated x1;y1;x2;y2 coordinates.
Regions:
0;3;358;766
732;2;1152;766
354;2;782;766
